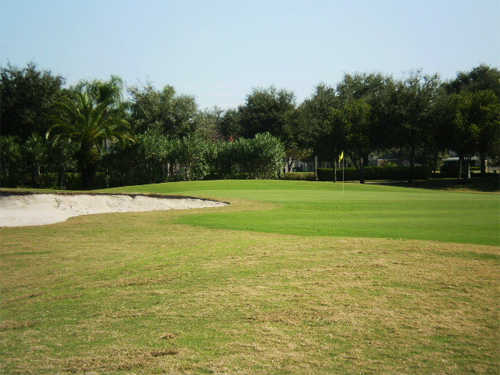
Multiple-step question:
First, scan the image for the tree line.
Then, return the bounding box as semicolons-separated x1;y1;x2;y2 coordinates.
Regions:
0;63;499;189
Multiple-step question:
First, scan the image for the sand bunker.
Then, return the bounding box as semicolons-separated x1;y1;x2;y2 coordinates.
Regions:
0;193;227;227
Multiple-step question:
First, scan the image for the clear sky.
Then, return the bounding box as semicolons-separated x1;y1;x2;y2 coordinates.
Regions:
1;0;499;109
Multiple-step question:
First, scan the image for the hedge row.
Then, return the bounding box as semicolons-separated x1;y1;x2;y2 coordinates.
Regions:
0;132;285;188
283;166;431;181
282;172;316;181
317;166;431;181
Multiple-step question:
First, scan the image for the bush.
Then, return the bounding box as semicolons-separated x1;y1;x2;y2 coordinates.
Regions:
0;136;22;186
282;172;315;181
317;166;431;181
1;131;287;188
214;133;285;179
440;161;459;178
172;135;212;180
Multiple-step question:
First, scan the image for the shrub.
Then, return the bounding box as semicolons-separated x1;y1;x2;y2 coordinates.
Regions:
213;133;285;179
172;135;212;180
0;136;22;186
317;166;431;181
282;172;315;181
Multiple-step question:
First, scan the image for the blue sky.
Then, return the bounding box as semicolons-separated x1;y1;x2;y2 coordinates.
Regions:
1;0;498;109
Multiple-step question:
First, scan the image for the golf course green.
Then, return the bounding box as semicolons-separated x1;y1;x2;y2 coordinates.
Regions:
109;180;500;246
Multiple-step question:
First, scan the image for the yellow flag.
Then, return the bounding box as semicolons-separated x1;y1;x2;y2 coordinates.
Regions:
338;151;344;162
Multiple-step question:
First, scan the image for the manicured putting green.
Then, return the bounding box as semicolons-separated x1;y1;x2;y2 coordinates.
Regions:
108;180;500;246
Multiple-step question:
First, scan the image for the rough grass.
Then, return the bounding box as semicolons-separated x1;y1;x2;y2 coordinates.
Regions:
1;180;499;374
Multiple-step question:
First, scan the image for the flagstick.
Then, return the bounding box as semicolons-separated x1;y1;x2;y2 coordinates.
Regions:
342;157;345;195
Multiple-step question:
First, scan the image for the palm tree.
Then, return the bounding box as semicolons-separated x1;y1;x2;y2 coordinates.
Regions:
48;79;133;188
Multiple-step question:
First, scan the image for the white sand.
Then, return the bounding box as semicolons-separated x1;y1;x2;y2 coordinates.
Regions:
0;193;227;227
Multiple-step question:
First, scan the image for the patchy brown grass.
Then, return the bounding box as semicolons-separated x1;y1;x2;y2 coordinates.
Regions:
1;207;499;374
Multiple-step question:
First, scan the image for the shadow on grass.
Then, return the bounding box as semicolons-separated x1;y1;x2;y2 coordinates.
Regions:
369;175;500;193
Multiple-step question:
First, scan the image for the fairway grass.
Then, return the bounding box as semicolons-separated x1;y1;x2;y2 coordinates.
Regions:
1;180;499;374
